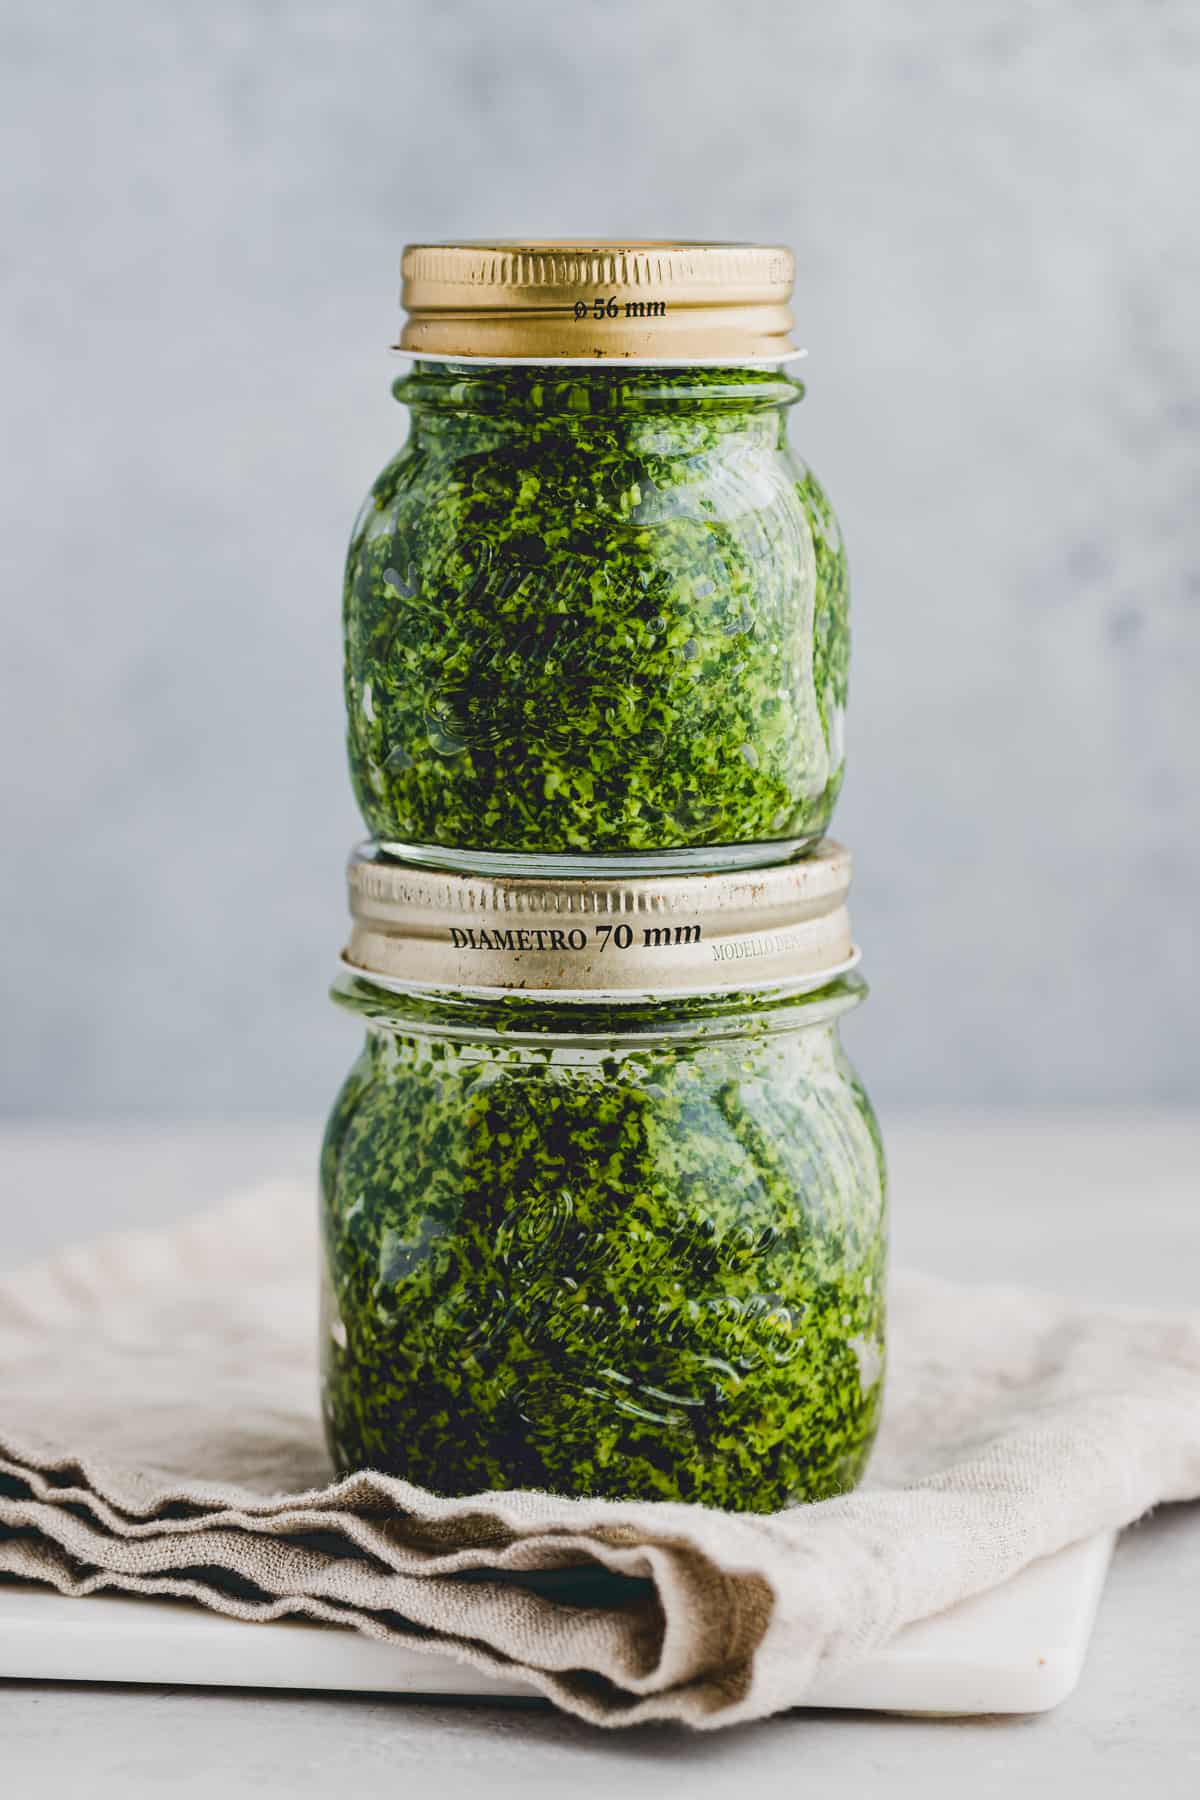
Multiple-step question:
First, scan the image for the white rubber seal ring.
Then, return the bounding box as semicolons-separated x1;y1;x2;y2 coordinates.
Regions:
390;349;809;368
338;945;861;1007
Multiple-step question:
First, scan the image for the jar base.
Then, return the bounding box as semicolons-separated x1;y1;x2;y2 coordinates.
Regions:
373;836;823;878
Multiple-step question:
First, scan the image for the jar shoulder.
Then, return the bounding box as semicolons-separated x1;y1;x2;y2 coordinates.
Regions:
348;414;840;539
322;1025;885;1231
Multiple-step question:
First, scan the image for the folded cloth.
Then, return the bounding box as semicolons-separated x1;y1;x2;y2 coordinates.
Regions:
2;1181;1199;1728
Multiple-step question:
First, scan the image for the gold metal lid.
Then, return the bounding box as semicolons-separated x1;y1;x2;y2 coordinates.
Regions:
342;841;856;1000
396;240;800;364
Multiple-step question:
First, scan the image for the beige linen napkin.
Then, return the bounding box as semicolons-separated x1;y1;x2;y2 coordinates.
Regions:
2;1180;1199;1728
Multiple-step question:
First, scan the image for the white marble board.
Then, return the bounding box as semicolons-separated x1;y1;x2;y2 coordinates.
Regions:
0;1531;1114;1717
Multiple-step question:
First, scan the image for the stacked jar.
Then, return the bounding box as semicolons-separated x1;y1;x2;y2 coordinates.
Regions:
321;243;886;1512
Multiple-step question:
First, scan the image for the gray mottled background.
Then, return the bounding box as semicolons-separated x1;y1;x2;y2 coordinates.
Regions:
1;0;1197;1118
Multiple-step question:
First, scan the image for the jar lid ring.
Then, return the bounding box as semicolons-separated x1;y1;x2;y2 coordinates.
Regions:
342;841;855;999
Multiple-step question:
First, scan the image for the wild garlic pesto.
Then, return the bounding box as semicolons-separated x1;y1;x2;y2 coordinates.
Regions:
324;249;880;1510
320;975;886;1511
343;361;849;872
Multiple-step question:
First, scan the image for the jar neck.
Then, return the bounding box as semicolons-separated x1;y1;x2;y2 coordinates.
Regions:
392;359;804;424
331;970;865;1048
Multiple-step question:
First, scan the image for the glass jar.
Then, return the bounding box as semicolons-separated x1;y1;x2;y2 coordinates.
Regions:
320;845;886;1511
343;242;849;877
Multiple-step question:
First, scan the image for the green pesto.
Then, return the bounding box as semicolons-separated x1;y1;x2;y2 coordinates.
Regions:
319;978;886;1510
343;363;849;861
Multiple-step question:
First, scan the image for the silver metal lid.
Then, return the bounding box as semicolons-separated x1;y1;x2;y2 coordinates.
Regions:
342;842;856;1000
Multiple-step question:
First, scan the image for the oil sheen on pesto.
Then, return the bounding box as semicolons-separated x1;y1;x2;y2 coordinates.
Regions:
320;980;886;1511
344;363;849;860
